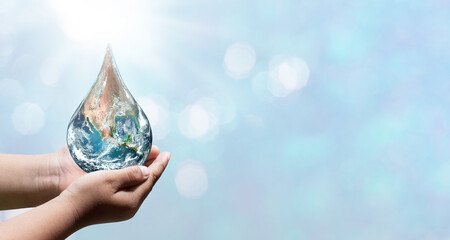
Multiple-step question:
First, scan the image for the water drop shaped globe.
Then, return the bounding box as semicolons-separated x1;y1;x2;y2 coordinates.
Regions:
66;46;152;173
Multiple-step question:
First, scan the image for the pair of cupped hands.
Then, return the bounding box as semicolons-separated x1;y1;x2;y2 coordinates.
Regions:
55;145;170;226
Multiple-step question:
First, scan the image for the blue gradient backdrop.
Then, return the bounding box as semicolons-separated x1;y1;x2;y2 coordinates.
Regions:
1;0;450;239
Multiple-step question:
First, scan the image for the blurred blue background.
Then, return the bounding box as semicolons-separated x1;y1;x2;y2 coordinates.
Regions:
1;0;450;239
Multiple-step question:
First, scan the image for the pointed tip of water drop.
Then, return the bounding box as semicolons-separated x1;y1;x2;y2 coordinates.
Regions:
99;44;124;85
102;44;116;69
104;44;113;60
106;43;112;53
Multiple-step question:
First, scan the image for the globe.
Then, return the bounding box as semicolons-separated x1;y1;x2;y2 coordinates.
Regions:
66;46;152;173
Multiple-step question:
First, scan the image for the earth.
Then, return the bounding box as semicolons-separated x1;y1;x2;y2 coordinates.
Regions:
66;47;152;173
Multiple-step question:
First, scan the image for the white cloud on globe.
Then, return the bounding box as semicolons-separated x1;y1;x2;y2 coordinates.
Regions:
268;56;310;97
11;102;46;135
224;42;256;79
175;159;208;199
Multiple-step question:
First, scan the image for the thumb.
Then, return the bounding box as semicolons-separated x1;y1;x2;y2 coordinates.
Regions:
111;166;150;188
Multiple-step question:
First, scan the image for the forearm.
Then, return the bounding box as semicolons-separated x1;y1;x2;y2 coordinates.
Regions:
0;153;60;209
0;195;80;240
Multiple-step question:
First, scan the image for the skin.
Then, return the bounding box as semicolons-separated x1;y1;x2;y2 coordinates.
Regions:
0;145;170;239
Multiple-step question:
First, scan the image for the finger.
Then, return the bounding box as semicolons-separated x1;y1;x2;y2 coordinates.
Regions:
148;152;170;183
109;165;150;189
144;145;160;167
148;145;160;160
136;152;171;198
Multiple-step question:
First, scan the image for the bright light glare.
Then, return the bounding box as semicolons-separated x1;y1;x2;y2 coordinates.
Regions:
49;0;138;44
187;105;211;137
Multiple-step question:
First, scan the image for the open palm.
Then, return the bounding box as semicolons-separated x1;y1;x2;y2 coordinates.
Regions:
54;145;161;192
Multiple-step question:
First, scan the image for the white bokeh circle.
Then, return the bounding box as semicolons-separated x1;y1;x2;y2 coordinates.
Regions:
175;159;208;199
11;102;46;135
137;95;170;140
268;56;310;97
224;42;256;79
178;101;219;140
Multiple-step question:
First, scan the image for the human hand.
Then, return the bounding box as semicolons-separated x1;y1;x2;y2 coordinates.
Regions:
53;145;161;194
59;151;170;227
0;151;170;240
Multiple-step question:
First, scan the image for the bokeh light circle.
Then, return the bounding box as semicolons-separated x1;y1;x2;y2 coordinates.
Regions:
178;101;219;140
268;56;310;97
175;159;208;199
136;95;170;140
224;42;256;79
11;102;46;135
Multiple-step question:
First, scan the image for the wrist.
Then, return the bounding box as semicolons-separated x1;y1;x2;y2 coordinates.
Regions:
57;191;84;227
53;146;86;193
0;192;84;239
0;152;61;209
36;152;62;202
59;188;93;229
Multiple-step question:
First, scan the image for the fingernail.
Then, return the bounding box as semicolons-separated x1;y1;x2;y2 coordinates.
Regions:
140;166;149;178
